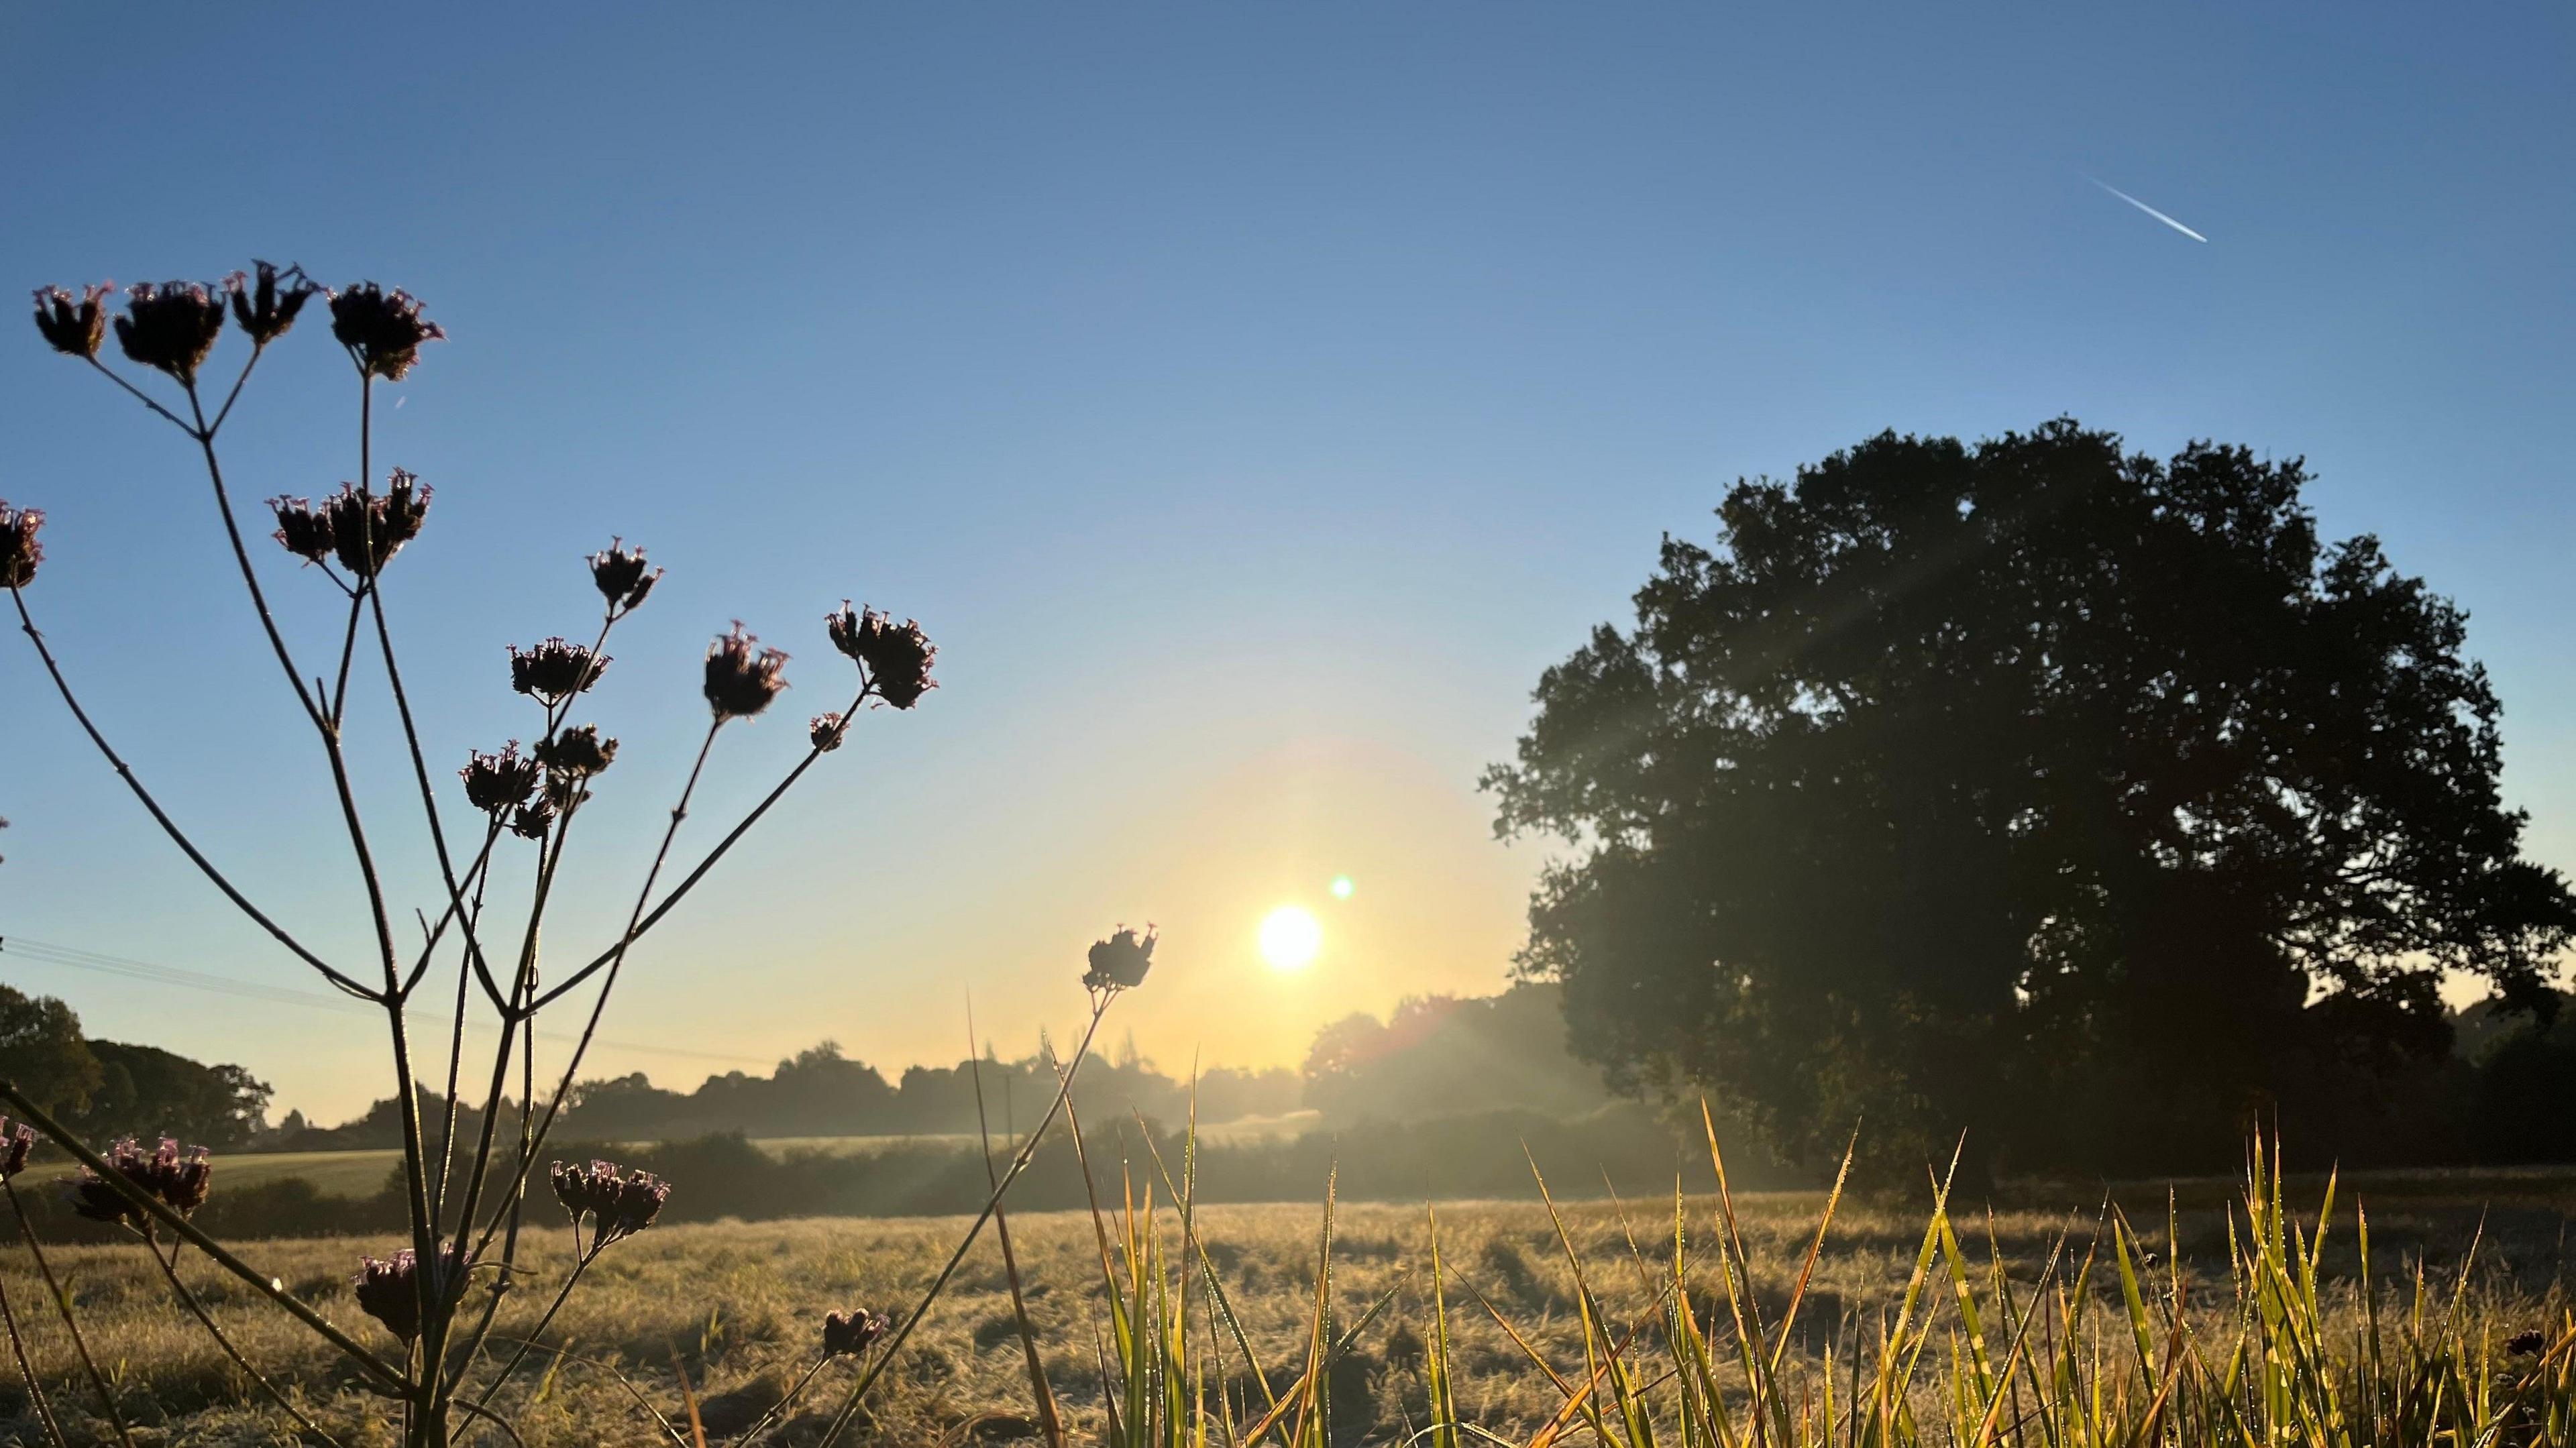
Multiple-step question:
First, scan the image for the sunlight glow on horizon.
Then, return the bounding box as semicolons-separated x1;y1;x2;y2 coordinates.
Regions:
1258;905;1324;970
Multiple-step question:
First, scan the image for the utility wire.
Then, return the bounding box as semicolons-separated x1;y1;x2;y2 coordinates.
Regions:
0;935;775;1068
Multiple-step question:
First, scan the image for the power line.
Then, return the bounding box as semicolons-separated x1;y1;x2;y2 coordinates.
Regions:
0;936;777;1068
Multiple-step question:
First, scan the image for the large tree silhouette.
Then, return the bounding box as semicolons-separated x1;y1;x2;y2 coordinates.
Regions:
1487;421;2573;1180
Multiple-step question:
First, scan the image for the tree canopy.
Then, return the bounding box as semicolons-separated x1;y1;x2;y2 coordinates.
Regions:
1487;421;2575;1180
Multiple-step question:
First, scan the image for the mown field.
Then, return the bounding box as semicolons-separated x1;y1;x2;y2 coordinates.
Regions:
3;1162;2571;1445
10;1117;1338;1205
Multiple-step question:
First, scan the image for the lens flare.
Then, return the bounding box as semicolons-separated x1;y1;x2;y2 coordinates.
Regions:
1330;875;1355;900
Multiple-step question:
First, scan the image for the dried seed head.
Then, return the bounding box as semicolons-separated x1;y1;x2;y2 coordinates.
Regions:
534;724;618;779
588;539;662;614
544;773;591;814
809;712;847;753
2509;1328;2546;1356
1083;926;1157;993
460;742;542;816
266;495;335;567
113;281;228;385
32;283;111;359
323;471;432;577
224;261;318;345
508;799;556;841
328;282;445;381
354;1243;470;1343
0;1120;34;1179
508;638;608;703
66;1136;212;1227
825;602;937;709
704;623;790;720
548;1158;672;1256
0;502;45;589
822;1308;892;1358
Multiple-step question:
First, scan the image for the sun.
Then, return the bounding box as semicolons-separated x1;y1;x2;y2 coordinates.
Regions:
1258;905;1323;970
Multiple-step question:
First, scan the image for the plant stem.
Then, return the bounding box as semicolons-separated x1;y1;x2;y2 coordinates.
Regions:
477;719;727;1258
0;1087;406;1394
9;586;372;999
470;1250;594;1411
148;1235;342;1446
0;1232;68;1447
431;822;506;1227
813;993;1122;1447
330;581;369;728
83;355;193;433
531;685;867;1013
729;1355;830;1447
3;1177;138;1448
437;805;588;1396
184;382;323;731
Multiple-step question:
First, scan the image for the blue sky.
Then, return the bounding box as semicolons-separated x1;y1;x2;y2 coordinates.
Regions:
3;3;2570;1120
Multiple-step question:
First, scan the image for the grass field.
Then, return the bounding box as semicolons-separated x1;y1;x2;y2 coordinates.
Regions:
12;1117;1342;1209
3;1156;2571;1445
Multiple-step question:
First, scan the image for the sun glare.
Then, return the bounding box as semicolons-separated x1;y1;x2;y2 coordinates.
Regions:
1258;905;1323;970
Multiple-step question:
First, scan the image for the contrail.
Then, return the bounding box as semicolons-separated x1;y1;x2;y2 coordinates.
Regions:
2086;176;2208;243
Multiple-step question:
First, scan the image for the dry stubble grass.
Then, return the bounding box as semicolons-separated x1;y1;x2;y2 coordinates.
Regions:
2;1170;2570;1445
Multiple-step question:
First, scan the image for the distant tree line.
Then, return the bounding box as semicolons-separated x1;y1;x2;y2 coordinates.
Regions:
0;984;272;1148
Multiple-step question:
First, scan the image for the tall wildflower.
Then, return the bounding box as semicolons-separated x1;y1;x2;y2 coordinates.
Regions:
225;262;318;345
113;282;227;384
31;283;111;359
0;1119;34;1178
354;1244;470;1344
323;471;433;577
549;1159;671;1258
329;282;444;380
588;539;661;614
508;638;608;702
461;743;543;816
1083;927;1157;992
0;503;44;588
704;624;790;720
66;1137;213;1228
826;602;936;708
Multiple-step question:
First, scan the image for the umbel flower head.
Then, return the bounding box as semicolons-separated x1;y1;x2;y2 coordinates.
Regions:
822;1308;893;1358
549;1159;672;1256
32;283;112;359
509;638;608;703
225;261;317;346
67;1137;213;1228
704;624;790;720
461;742;543;816
0;502;44;589
328;282;445;381
113;281;228;384
323;471;432;577
588;539;661;614
535;724;617;779
508;799;556;841
826;603;937;709
809;712;847;753
354;1243;471;1343
0;1119;34;1180
267;495;335;567
1083;926;1157;993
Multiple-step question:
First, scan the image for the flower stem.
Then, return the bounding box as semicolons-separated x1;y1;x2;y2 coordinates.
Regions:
9;586;373;999
148;1235;342;1446
0;1227;69;1447
3;1177;138;1448
469;1250;594;1411
813;993;1122;1447
0;1086;407;1394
